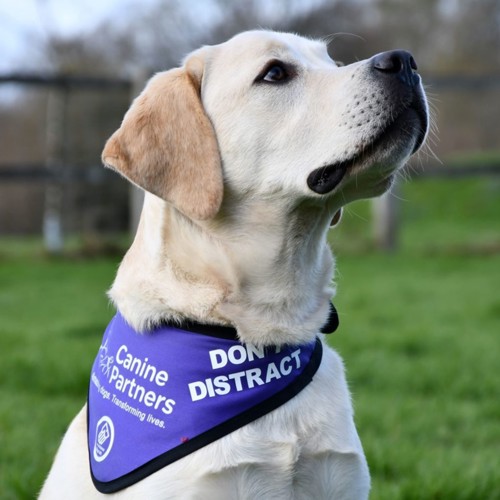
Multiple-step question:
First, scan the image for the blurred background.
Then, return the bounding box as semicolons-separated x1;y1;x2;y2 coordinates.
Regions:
0;1;499;499
0;0;499;247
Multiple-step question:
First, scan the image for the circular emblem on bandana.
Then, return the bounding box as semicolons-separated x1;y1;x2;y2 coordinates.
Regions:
93;416;115;462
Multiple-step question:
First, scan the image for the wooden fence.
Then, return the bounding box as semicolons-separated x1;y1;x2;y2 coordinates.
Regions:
0;72;145;251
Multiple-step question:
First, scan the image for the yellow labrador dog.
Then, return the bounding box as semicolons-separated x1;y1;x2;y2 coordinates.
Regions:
41;30;428;499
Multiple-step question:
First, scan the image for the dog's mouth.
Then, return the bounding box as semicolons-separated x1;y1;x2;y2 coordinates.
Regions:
307;161;350;195
307;96;428;195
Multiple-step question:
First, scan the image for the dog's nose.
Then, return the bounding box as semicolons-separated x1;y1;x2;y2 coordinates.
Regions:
372;50;420;87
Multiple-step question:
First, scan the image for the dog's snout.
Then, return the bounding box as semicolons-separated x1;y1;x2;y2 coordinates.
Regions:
372;50;420;87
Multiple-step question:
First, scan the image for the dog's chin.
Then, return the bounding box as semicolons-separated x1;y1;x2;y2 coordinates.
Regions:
308;104;427;197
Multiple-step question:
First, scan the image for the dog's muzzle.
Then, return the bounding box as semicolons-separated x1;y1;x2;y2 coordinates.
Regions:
308;50;428;195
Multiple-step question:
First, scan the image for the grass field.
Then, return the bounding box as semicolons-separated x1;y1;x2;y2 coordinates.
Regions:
1;176;499;499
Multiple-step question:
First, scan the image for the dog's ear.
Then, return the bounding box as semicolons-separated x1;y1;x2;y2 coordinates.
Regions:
102;56;223;220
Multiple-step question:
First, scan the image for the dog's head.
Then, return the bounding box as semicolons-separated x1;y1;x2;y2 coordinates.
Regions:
103;30;428;222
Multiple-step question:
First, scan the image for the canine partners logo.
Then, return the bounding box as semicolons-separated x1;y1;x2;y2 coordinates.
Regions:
93;416;115;462
99;338;115;379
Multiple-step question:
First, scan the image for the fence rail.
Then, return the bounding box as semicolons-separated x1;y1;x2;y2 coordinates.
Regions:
426;74;500;90
0;73;131;90
0;164;111;182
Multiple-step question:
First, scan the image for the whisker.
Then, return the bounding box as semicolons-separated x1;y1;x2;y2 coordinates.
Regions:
322;32;366;46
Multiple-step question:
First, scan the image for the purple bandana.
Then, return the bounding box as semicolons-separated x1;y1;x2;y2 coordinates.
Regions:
88;311;334;493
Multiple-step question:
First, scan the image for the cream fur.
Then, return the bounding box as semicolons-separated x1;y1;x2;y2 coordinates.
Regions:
40;30;427;499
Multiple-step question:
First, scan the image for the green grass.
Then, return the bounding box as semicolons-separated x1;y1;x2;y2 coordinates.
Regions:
330;253;500;499
0;258;119;499
1;175;499;499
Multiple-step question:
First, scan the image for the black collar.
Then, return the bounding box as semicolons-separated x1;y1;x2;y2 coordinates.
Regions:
165;302;339;341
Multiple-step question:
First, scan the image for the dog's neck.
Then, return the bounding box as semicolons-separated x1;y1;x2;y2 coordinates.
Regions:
109;193;336;347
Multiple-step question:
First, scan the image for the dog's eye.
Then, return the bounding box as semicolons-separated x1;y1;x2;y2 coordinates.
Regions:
263;64;288;82
256;61;294;84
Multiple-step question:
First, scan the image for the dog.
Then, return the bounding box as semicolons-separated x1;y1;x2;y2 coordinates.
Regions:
40;30;428;499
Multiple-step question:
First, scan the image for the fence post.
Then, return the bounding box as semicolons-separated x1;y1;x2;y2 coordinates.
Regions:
372;186;400;252
128;68;149;236
43;86;68;253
